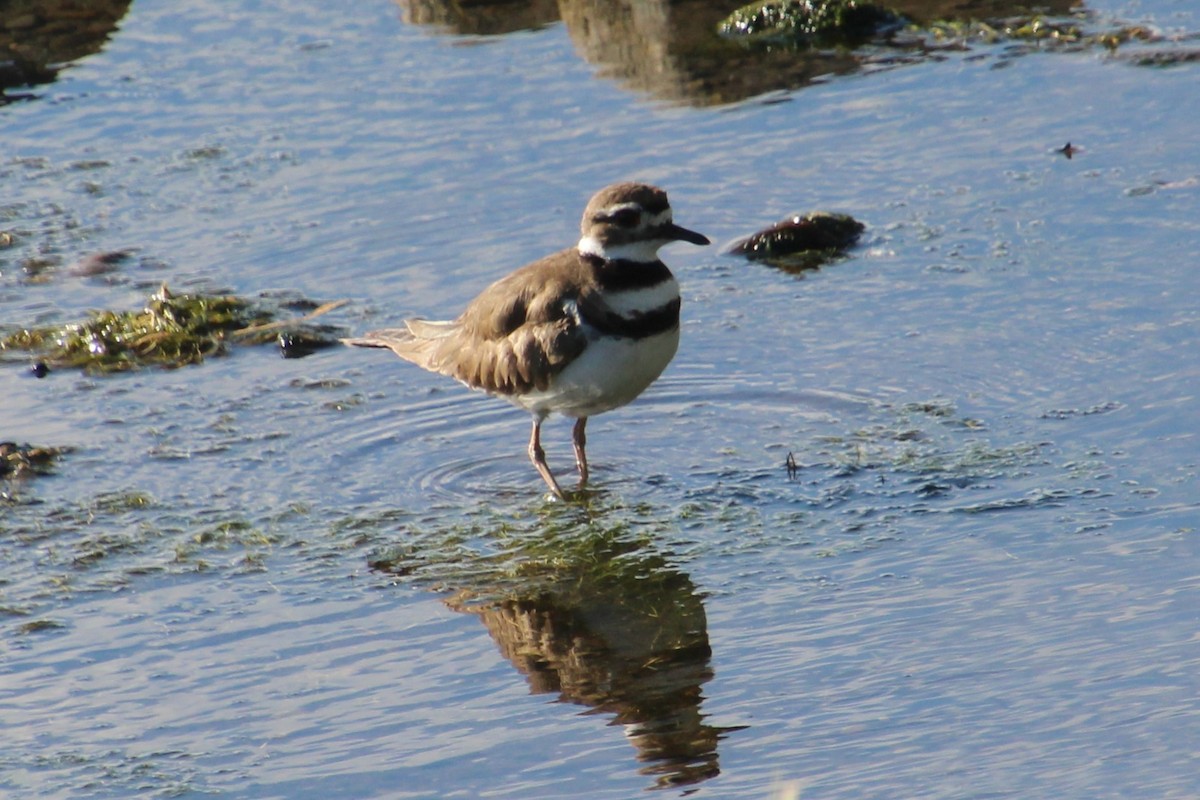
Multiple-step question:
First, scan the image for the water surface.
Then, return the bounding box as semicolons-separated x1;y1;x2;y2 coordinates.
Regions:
2;0;1198;797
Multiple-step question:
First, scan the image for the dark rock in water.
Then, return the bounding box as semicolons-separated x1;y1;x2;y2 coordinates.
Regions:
728;212;864;271
67;250;133;277
278;329;341;359
719;0;903;47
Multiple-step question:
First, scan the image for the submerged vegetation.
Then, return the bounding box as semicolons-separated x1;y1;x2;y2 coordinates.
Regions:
0;284;345;373
367;499;680;605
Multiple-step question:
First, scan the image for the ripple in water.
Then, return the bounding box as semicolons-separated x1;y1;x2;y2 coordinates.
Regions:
326;358;906;508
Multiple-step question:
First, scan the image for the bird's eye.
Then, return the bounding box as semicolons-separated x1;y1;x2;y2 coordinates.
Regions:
608;209;641;228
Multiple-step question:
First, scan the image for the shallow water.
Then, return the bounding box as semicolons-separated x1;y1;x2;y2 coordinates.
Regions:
2;0;1199;797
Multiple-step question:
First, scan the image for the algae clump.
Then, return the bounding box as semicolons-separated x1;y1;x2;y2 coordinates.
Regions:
1;284;272;373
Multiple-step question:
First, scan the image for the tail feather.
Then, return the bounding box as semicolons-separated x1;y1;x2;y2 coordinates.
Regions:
342;320;459;371
341;327;415;349
403;318;458;339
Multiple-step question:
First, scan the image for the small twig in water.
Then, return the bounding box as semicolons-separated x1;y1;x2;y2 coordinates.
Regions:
231;298;349;338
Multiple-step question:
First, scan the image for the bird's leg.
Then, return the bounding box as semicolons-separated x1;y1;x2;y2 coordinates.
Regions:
572;417;589;489
528;417;565;499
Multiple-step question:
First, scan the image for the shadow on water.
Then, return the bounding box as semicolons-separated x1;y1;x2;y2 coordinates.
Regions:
367;496;744;791
0;0;131;104
392;0;1192;105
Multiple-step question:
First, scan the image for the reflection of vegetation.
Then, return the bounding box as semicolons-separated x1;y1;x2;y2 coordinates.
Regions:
370;499;736;790
400;0;1197;104
720;0;902;46
721;0;1170;57
0;284;345;372
728;211;864;273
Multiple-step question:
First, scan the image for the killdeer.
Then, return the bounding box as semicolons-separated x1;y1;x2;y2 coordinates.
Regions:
344;182;709;498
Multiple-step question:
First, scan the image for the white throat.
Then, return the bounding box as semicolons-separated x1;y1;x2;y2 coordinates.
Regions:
577;236;665;263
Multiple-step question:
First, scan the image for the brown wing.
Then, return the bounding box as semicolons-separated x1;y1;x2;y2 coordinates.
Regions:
444;249;591;395
345;249;591;396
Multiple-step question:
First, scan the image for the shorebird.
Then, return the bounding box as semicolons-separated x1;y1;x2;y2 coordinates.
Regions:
344;182;709;498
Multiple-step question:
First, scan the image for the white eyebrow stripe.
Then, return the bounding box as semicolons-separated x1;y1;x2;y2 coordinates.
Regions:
595;205;674;227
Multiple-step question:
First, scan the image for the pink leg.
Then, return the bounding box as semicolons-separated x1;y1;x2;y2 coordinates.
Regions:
528;416;565;499
572;417;589;488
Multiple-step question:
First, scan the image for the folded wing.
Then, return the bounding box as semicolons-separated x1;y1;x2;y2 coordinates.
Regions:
343;253;591;396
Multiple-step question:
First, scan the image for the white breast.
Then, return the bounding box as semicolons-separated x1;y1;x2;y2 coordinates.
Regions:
505;260;681;418
512;326;680;418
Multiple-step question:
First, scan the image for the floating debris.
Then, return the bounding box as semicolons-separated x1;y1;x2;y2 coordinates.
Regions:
229;298;348;346
229;298;348;358
0;441;68;479
0;285;347;373
728;211;864;272
276;329;341;359
15;618;68;635
1057;142;1080;159
1040;401;1124;420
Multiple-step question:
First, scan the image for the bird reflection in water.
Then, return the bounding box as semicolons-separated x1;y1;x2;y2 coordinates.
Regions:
374;513;743;789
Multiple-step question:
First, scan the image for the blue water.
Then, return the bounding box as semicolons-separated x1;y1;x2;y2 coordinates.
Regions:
2;0;1198;797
